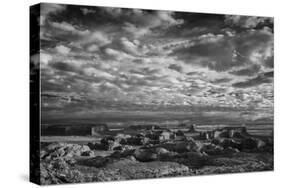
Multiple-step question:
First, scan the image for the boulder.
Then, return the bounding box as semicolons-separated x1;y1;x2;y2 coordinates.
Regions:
241;137;259;150
185;139;204;152
229;127;249;138
154;147;169;155
91;143;109;151
201;143;224;155
113;145;123;151
214;130;229;139
81;150;95;157
115;133;131;141
119;138;127;145
134;149;157;162
126;136;147;146
161;142;187;153
101;136;115;145
220;138;242;150
80;145;91;153
256;139;266;149
87;142;96;150
45;143;61;151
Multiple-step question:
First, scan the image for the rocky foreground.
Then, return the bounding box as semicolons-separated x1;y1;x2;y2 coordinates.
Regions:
39;129;273;185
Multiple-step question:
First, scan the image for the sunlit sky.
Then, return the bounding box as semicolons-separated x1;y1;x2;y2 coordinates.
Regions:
35;3;273;120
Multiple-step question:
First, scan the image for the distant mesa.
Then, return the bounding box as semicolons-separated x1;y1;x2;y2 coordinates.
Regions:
126;125;161;131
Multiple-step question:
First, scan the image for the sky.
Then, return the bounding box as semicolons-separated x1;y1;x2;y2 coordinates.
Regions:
35;3;274;122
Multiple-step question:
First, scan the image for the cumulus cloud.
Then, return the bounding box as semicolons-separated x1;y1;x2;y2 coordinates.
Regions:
83;67;115;81
50;21;90;36
122;22;151;38
120;9;184;38
104;48;134;61
55;45;71;55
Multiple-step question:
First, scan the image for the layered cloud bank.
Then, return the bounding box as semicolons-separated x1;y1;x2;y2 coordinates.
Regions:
35;3;273;119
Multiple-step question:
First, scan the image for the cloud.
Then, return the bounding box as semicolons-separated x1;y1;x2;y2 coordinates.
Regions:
40;3;66;25
72;31;111;51
82;67;115;81
122;22;151;38
229;64;260;76
211;78;232;84
225;15;273;28
48;21;111;51
40;52;53;65
55;45;71;55
85;31;111;46
119;37;140;55
232;72;273;88
104;48;133;60
49;21;90;36
80;8;96;15
120;9;184;38
39;5;273;114
102;7;123;17
50;62;79;73
168;64;183;73
171;28;273;73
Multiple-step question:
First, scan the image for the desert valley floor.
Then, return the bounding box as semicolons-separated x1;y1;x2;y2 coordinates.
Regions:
39;123;273;185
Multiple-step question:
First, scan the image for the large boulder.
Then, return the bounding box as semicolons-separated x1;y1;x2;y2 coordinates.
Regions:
87;142;96;150
185;139;204;152
161;142;187;153
101;136;115;145
219;138;242;150
119;138;127;145
87;142;109;151
201;143;224;155
242;137;266;151
126;136;148;146
134;149;157;162
229;127;249;139
154;147;169;155
214;129;229;139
